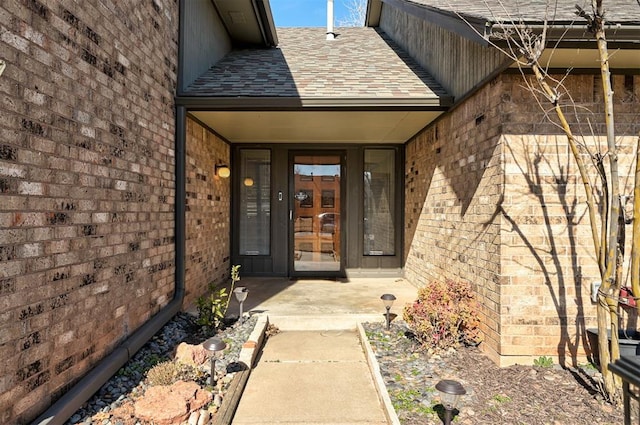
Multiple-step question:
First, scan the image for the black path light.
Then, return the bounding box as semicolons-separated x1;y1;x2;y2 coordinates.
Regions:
380;293;396;330
436;379;466;425
202;337;227;386
233;286;249;324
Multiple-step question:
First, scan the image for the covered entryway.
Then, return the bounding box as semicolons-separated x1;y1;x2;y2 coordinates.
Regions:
177;2;451;278
229;145;405;277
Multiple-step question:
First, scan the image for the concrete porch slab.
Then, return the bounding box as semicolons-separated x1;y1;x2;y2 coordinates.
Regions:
229;276;418;331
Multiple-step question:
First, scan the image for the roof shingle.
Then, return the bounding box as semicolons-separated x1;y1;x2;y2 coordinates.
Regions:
184;27;448;99
405;0;640;23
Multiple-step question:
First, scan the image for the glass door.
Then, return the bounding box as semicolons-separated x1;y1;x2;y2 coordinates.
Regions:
291;153;342;274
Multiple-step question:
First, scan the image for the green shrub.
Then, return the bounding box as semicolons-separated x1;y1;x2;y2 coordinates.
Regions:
196;286;229;331
403;279;483;350
196;265;241;332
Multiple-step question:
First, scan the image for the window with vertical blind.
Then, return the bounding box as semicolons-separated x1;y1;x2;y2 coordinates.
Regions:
239;149;270;255
364;149;395;256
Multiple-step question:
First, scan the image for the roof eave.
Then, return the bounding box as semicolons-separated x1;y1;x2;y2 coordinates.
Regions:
489;23;640;45
175;96;453;111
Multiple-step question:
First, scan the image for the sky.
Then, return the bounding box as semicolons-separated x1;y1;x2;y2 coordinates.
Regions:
270;0;358;27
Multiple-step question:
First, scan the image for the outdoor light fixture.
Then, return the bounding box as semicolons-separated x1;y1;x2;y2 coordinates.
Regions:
202;337;227;386
380;293;396;330
233;286;249;324
215;164;230;178
436;379;466;425
243;177;254;187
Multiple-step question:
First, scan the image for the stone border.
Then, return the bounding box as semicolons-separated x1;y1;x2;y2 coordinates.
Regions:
357;322;402;425
213;314;269;425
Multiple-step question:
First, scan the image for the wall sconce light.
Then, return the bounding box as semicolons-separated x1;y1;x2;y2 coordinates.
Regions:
243;177;254;187
215;164;230;178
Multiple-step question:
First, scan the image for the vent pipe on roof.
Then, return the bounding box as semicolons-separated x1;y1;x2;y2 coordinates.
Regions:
327;0;335;40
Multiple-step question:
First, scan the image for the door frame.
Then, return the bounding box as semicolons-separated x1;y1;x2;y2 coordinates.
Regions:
288;149;346;278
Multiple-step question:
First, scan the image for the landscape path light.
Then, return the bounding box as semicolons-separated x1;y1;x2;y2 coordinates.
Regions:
233;286;249;324
380;293;396;330
436;379;466;425
202;337;227;387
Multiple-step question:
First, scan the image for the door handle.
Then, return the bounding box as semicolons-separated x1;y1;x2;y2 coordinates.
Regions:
290;210;293;221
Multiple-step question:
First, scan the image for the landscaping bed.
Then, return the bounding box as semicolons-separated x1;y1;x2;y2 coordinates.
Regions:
363;321;624;425
66;313;260;425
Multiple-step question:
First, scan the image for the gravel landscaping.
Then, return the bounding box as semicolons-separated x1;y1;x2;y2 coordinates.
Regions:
66;313;257;425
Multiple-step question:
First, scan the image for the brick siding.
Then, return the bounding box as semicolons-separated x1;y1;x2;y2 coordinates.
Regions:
404;72;640;365
0;1;178;423
185;118;231;308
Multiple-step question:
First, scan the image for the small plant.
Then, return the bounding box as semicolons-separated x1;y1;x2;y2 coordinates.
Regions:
533;355;554;368
492;394;512;403
146;361;199;386
196;265;241;331
403;279;483;350
391;388;435;415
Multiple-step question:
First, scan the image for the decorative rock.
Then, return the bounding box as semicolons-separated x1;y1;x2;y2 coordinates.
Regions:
134;381;212;425
197;409;209;425
243;340;257;349
188;411;199;425
213;393;223;407
66;314;258;424
174;342;209;366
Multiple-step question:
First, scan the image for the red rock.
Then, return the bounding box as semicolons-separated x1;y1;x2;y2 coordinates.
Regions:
243;340;257;349
134;381;213;425
174;342;209;366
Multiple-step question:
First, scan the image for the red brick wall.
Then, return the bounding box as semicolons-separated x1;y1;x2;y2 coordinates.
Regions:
0;1;178;423
185;118;231;307
404;73;640;366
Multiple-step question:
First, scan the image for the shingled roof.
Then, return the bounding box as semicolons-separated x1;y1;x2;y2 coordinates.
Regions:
184;27;448;101
405;0;640;23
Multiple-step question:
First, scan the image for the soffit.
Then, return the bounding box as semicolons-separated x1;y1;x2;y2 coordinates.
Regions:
211;0;277;46
190;110;442;144
509;48;640;69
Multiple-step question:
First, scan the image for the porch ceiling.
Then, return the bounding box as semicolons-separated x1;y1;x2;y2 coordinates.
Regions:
190;110;442;144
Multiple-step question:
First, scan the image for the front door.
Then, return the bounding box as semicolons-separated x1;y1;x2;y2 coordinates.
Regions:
290;153;343;275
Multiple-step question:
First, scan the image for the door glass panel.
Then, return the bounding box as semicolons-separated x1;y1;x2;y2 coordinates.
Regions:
293;155;341;272
364;149;395;255
239;149;270;255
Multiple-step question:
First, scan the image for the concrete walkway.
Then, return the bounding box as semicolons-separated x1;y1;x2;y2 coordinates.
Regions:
228;277;418;424
232;330;387;425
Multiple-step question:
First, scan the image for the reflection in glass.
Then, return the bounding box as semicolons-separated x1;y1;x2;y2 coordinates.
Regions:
293;155;341;272
239;149;270;255
364;149;395;256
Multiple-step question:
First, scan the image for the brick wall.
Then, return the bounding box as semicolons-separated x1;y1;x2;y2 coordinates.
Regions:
404;73;640;366
185;118;230;307
404;77;504;359
499;73;640;365
0;1;178;423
